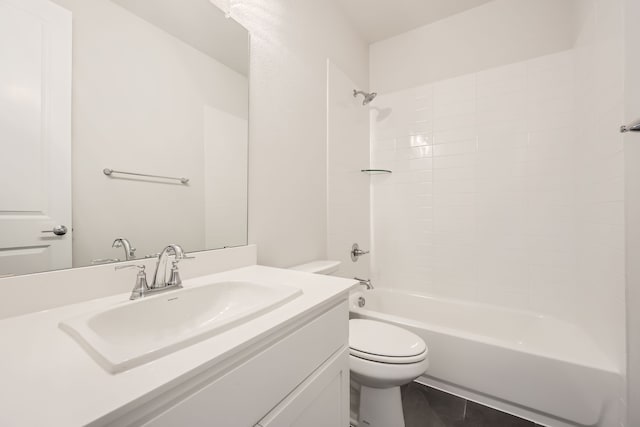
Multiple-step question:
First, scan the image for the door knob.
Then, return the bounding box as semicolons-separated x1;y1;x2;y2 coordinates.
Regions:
41;225;68;236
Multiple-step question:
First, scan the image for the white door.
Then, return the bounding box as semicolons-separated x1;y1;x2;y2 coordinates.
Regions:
0;0;72;276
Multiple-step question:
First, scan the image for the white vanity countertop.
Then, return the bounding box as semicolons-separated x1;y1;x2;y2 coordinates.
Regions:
0;265;354;426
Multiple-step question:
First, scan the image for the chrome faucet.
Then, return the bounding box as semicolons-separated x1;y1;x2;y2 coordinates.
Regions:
151;244;191;289
355;277;374;290
112;238;136;261
115;244;194;300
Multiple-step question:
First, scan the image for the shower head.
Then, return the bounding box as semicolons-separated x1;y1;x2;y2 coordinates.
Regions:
353;89;377;106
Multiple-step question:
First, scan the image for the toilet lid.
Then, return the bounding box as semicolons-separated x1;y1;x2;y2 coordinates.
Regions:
349;319;427;363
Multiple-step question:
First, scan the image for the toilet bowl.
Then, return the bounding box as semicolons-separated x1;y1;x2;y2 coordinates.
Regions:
289;260;429;427
349;319;428;427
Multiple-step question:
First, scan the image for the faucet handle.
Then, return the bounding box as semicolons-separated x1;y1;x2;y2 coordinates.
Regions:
351;243;370;262
167;260;183;287
165;254;193;287
115;265;149;300
115;264;145;272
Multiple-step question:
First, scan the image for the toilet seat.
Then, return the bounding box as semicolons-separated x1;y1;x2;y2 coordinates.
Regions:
350;347;426;364
349;319;427;364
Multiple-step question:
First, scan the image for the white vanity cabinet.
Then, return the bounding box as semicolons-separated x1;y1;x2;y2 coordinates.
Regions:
255;348;349;427
118;300;350;427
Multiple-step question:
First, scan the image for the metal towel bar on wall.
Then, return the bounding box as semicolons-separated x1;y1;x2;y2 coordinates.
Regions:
103;168;189;184
621;118;640;133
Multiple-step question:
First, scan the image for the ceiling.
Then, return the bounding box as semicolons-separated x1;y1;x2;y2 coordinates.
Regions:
334;0;495;43
111;0;249;76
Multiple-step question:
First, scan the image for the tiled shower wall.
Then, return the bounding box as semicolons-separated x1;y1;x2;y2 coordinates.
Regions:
370;25;624;367
371;50;580;312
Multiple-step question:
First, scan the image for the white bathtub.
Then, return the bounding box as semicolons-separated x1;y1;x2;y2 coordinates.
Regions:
349;289;621;427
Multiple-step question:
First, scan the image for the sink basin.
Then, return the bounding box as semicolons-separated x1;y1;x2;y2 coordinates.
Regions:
60;281;302;373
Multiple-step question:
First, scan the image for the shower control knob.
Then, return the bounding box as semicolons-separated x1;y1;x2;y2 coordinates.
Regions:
41;225;68;236
351;243;370;262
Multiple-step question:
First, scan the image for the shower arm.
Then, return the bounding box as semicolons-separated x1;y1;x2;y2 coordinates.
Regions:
621;117;640;133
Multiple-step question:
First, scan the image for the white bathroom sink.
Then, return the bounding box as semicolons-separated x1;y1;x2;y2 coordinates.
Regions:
60;281;302;373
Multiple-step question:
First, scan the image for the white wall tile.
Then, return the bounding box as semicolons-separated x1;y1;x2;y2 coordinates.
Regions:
371;33;625;379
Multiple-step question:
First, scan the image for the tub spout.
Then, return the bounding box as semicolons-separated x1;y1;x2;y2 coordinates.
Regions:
355;277;374;290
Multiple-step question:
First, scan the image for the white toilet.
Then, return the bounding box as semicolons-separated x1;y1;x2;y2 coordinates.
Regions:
349;318;428;427
290;260;429;427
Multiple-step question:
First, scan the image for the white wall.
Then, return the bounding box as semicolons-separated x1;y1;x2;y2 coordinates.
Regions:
625;0;640;423
53;0;249;265
370;0;581;93
327;61;370;279
229;0;369;268
369;0;626;377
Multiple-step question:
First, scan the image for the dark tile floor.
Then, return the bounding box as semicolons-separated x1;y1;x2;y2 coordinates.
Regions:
401;383;543;427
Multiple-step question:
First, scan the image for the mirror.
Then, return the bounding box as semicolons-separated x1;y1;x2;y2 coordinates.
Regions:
0;0;249;276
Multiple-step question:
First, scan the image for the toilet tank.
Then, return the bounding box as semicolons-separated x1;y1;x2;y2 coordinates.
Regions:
289;260;341;275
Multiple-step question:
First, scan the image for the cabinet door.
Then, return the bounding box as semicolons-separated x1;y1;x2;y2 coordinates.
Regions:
256;348;350;427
